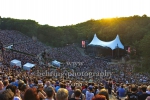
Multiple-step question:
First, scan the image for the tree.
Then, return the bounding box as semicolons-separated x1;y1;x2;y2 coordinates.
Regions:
142;14;148;17
139;33;150;72
1;15;150;49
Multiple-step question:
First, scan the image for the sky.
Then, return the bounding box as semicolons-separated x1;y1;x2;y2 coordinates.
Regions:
0;0;150;26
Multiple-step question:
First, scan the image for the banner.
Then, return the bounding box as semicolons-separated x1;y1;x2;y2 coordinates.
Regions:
82;41;85;48
128;47;130;53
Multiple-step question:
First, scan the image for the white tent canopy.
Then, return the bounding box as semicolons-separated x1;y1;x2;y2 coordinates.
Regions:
10;59;21;67
88;34;124;50
52;60;60;67
23;63;35;70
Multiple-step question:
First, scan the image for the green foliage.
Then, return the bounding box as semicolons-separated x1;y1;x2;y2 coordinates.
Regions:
138;33;150;72
139;33;150;57
1;16;150;47
0;18;39;37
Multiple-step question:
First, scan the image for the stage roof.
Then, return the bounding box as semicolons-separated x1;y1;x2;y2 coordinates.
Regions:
88;34;124;50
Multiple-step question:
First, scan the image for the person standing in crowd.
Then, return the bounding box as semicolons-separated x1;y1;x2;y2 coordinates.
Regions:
24;88;39;100
69;86;75;100
37;84;46;100
96;84;104;95
86;87;94;100
137;86;142;96
0;81;4;94
127;84;138;100
51;81;56;89
92;94;106;100
75;86;85;100
139;85;150;100
8;76;13;83
71;89;84;100
99;89;109;100
55;82;60;92
44;81;51;91
6;85;22;100
82;84;88;95
118;85;126;100
33;79;38;88
93;85;98;95
146;85;150;94
104;79;108;91
20;84;29;100
28;79;34;88
44;86;55;100
56;88;68;100
3;80;9;90
66;83;71;91
108;79;112;95
10;78;18;87
0;89;14;100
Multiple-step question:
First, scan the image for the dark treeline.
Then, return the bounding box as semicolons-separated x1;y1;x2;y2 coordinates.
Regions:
0;15;150;72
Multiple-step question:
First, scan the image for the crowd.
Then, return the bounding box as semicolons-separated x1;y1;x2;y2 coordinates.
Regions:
0;66;109;100
47;44;150;84
0;30;150;100
0;30;49;65
0;66;150;100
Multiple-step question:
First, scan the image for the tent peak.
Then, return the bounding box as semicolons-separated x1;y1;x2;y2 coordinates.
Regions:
94;34;97;37
88;34;124;50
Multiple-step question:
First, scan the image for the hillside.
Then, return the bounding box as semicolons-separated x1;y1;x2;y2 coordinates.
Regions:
0;15;150;72
0;15;150;46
